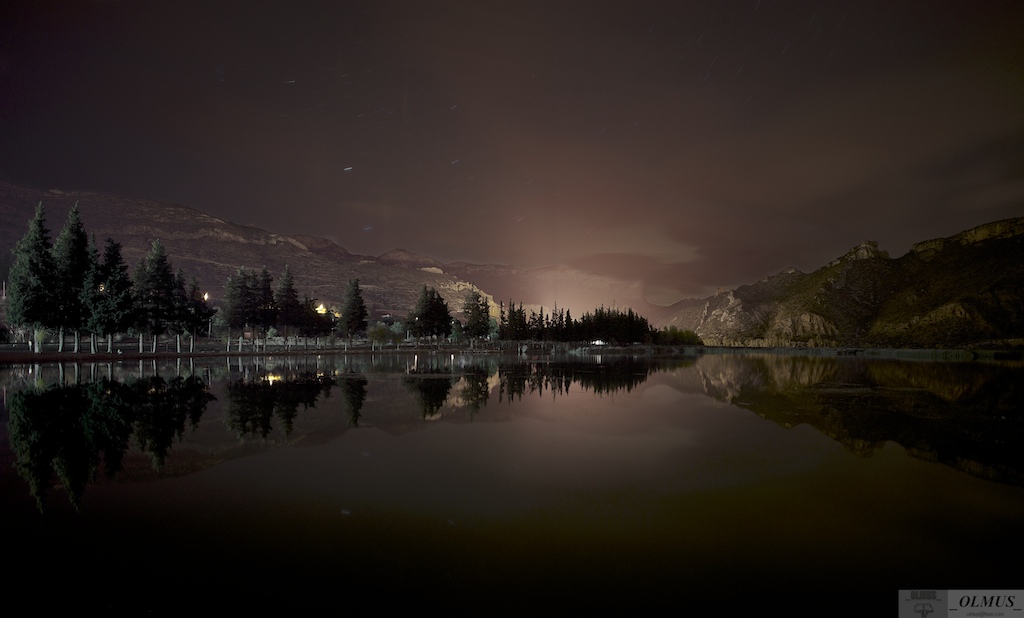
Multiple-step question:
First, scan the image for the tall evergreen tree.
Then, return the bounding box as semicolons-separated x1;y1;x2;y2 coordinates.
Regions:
409;286;451;345
83;239;136;353
133;240;178;352
274;265;303;349
7;203;57;352
462;290;490;348
180;275;215;352
168;270;190;352
253;266;277;348
507;302;528;341
223;267;250;351
341;278;368;341
79;235;103;353
409;286;430;340
223;267;264;351
51;203;92;352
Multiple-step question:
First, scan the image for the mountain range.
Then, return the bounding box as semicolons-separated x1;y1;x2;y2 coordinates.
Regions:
2;178;1022;348
659;219;1024;348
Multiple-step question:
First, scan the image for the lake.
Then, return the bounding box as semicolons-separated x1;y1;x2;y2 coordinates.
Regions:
2;351;1021;614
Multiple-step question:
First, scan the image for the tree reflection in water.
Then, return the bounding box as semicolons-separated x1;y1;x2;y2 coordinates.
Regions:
404;376;455;419
497;357;660;403
8;375;213;511
226;372;336;438
6;352;1022;514
339;375;368;427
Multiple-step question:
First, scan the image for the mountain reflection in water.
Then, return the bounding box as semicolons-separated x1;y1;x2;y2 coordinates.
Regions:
1;352;1021;612
691;353;1024;486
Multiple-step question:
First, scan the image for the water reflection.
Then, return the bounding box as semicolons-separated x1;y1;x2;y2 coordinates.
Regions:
226;372;336;439
405;375;455;419
339;375;368;427
690;353;1024;485
4;352;1023;513
497;356;660;402
8;375;213;511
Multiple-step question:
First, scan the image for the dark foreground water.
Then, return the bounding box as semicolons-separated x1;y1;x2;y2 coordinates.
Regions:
2;352;1021;614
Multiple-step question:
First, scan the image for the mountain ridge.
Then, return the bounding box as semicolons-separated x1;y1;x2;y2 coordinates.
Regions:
661;218;1024;348
0;180;488;320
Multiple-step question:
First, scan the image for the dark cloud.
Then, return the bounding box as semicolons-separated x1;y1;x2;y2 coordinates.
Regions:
1;0;1022;305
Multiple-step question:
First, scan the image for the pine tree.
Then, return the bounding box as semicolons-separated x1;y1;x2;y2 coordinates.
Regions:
274;265;304;349
169;269;189;352
79;235;102;353
409;286;427;339
181;276;215;352
462;289;490;348
422;287;452;344
341;278;368;341
51;203;92;352
409;286;451;343
81;239;135;353
253;266;276;349
7;203;57;352
223;267;255;351
133;240;178;352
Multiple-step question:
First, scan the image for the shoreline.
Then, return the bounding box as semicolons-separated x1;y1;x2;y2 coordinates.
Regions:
1;342;1020;365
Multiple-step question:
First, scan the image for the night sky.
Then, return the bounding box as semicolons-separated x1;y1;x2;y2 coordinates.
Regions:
2;1;1022;304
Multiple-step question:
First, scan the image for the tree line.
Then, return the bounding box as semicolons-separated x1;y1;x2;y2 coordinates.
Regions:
394;289;701;348
5;203;698;353
4;203;371;353
219;266;368;351
6;203;216;353
496;301;698;345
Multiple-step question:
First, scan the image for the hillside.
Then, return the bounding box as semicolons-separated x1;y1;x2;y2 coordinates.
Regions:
1;179;656;321
661;219;1024;348
0;180;489;320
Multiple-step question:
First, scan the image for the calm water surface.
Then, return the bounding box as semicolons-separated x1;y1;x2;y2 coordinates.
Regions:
2;352;1021;613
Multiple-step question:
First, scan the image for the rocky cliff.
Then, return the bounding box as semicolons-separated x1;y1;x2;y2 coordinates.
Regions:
661;219;1024;348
